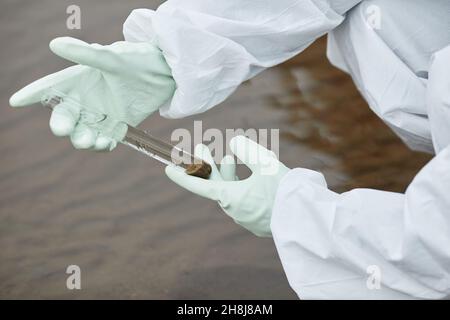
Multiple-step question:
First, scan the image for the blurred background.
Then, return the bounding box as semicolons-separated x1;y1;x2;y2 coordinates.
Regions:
0;0;432;299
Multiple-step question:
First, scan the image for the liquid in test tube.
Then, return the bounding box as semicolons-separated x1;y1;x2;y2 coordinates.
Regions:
41;91;212;179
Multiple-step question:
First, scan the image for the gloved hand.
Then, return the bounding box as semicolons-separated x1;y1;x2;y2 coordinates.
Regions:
9;37;176;151
165;136;290;237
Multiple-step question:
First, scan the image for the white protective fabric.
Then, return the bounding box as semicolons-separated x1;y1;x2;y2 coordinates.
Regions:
428;45;450;154
123;0;450;299
274;3;450;299
327;0;450;154
123;0;361;118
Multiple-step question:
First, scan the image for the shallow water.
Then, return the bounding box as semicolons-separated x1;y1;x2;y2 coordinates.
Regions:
0;1;431;299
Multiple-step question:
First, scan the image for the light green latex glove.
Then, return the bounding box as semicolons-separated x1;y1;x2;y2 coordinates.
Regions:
165;136;290;237
9;37;176;151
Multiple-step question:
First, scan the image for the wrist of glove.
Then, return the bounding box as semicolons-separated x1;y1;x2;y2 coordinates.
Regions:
165;136;290;237
10;37;176;151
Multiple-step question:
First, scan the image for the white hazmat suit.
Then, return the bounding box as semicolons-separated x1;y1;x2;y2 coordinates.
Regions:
123;0;450;299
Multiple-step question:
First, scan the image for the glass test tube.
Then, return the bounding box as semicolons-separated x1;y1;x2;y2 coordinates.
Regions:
41;91;212;179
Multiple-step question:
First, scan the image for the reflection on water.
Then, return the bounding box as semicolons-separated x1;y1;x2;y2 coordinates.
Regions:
274;38;432;193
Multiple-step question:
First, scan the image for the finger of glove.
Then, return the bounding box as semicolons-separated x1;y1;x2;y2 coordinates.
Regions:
194;144;221;181
220;155;237;181
165;165;228;201
49;102;80;137
50;37;118;73
93;134;115;152
229;135;277;173
9;65;85;107
70;123;97;150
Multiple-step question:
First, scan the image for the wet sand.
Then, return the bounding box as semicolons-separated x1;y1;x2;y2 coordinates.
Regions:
0;1;431;299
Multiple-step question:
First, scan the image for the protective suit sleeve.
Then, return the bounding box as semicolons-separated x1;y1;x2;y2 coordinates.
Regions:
123;0;361;118
271;144;450;299
327;0;450;155
428;45;450;154
272;3;450;299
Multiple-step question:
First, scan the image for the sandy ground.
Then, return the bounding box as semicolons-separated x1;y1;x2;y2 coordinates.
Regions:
0;1;431;299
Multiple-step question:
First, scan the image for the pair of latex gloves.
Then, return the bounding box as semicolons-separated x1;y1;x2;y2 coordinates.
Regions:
10;38;290;237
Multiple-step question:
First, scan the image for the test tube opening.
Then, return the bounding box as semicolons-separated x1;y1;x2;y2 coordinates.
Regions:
40;90;212;179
